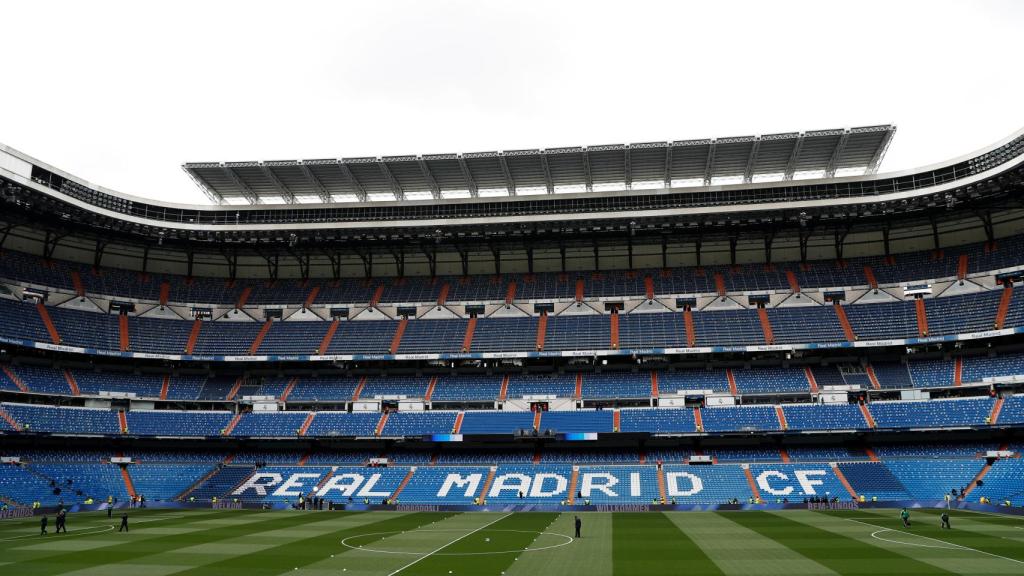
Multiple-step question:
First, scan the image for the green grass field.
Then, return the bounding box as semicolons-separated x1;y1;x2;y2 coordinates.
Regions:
2;508;1023;575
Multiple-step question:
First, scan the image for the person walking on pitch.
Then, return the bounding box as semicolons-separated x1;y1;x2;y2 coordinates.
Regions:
940;511;951;529
119;513;129;532
574;515;582;538
900;508;911;527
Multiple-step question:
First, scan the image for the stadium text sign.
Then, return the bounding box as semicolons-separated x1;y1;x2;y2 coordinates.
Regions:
231;469;833;500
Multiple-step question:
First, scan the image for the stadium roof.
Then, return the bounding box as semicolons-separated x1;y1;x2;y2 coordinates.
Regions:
183;125;896;205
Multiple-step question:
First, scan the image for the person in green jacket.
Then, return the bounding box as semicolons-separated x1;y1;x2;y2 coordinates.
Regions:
900;507;911;527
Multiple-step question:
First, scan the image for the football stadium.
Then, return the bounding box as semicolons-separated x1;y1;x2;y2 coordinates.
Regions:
3;3;1024;575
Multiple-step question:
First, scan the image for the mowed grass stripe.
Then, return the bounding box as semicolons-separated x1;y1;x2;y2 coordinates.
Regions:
613;512;723;575
168;512;455;576
397;512;560;576
0;509;235;563
1;510;353;576
302;512;507;575
0;509;216;536
116;511;428;576
502;513;613;576
730;511;960;575
785;509;1022;575
666;512;839;576
845;508;1024;564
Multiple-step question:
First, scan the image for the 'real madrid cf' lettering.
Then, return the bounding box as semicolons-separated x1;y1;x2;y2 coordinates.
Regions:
757;470;827;496
317;473;391;498
231;472;393;498
233;473;283;496
438;473;483;498
273;473;322;497
581;472;618;497
230;468;834;502
665;472;703;497
486;473;569;499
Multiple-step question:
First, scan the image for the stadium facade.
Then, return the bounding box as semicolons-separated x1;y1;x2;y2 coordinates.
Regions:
0;125;1023;512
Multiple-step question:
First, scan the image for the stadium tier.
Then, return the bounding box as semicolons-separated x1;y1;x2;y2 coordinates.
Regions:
0;287;1019;357
3;234;1024;308
1;394;1019;438
3;358;1023;402
0;230;1023;361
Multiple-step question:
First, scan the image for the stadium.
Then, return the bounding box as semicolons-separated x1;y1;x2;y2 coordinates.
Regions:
3;3;1024;573
1;121;1024;572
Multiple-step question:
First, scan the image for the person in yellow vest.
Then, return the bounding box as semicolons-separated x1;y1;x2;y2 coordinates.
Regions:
212;496;218;506
859;494;865;503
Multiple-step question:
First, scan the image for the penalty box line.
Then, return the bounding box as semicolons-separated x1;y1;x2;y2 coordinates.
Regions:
844;517;1024;566
388;513;514;576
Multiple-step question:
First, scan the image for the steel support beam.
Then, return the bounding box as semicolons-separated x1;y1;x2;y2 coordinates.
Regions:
867;127;897;174
298;163;333;203
743;138;762;184
417;159;441;199
624;147;632;190
582;150;593;192
784;134;806;180
222;167;260;204
824;131;851;178
703;141;717;186
539;154;554;194
663;145;673;189
261;165;297;204
490;244;501;276
339;163;368;201
93;238;109;269
497;155;516;196
457;157;479;197
377;161;404;200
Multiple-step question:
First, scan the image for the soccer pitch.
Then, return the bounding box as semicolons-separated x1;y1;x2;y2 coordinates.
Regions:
1;508;1022;575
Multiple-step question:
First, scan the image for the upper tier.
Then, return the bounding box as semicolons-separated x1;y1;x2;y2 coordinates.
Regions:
3;234;1023;307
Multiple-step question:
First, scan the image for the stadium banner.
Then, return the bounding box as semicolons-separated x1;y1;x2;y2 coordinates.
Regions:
0;507;33;519
1;325;1021;363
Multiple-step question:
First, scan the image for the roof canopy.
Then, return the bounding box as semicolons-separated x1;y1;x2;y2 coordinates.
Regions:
183;125;895;205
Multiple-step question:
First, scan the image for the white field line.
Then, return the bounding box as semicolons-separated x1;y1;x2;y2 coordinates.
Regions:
387;513;513;576
0;524;115;541
845;517;1024;566
0;513;190;541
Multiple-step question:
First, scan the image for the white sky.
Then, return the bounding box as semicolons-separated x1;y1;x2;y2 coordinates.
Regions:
1;0;1022;205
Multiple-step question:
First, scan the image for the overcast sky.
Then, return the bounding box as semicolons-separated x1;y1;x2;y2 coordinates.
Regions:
2;0;1022;204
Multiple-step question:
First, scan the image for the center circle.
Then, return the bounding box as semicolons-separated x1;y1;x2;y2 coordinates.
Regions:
340;528;574;556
